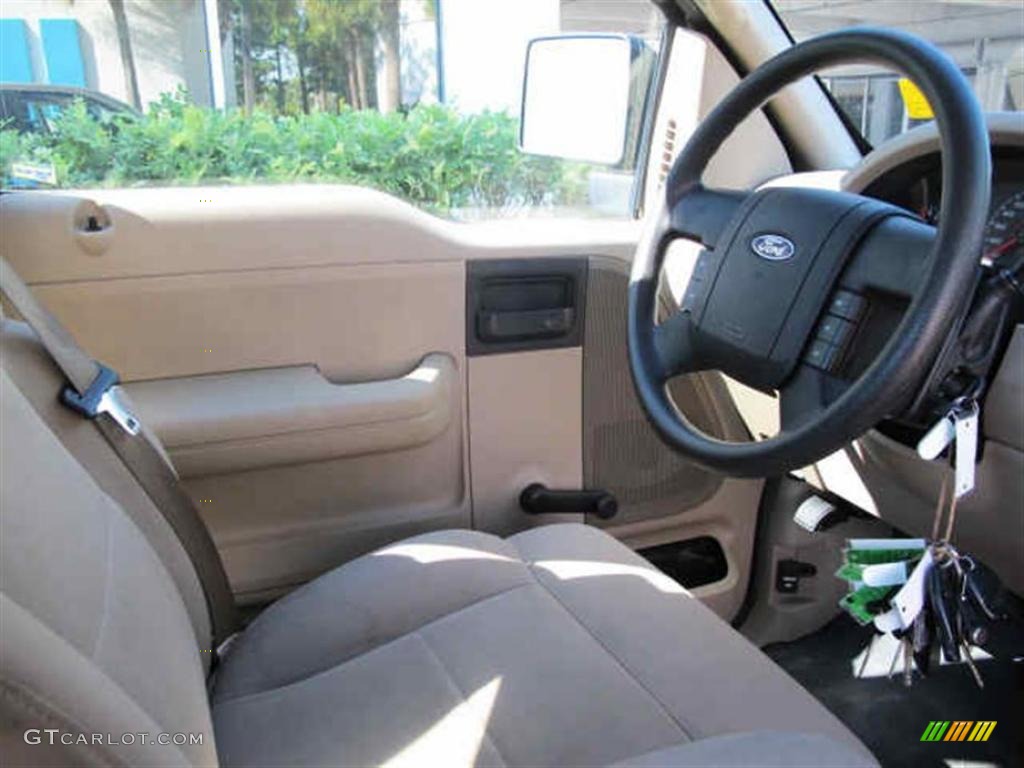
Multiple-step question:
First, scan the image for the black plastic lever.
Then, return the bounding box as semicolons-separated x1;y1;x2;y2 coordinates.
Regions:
478;308;574;342
519;483;618;520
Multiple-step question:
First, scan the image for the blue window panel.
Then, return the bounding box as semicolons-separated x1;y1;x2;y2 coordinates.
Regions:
0;19;34;83
41;19;86;87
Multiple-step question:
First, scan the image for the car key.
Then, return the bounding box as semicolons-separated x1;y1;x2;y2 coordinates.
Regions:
957;588;990;647
959;639;985;689
902;634;914;686
927;561;960;663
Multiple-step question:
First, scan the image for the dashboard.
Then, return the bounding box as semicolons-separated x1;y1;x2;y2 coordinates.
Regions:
857;147;1024;267
843;112;1024;269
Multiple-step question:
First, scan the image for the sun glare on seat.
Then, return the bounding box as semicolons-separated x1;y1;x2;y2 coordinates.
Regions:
381;677;502;768
376;542;514;565
534;559;685;594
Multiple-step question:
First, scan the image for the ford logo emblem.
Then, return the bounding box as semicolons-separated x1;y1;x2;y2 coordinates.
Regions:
751;234;795;261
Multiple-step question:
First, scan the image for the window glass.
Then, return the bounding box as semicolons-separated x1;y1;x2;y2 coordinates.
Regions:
0;0;662;219
774;0;1023;147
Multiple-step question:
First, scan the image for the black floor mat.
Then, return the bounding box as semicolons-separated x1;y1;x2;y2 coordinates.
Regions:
764;614;1024;768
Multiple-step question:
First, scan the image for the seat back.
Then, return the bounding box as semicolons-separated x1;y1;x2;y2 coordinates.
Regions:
1;320;216;767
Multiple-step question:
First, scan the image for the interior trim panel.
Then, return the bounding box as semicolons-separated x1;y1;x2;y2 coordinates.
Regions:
128;354;455;478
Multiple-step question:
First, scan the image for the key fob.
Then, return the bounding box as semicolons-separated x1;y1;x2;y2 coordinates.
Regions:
911;608;933;676
928;563;960;663
963;559;1009;621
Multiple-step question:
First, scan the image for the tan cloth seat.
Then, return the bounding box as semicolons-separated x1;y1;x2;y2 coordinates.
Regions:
213;525;876;767
0;318;877;767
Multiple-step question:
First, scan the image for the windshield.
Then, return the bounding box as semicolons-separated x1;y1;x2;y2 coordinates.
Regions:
773;0;1024;147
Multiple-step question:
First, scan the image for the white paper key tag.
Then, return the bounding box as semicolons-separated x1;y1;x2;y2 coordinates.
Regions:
917;413;956;460
875;548;934;632
915;399;980;499
953;400;979;498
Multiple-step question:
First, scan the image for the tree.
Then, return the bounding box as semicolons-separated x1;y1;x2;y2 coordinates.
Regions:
291;11;311;114
232;0;298;114
306;0;379;110
304;0;353;109
229;0;401;115
378;0;401;113
108;0;141;110
237;0;256;113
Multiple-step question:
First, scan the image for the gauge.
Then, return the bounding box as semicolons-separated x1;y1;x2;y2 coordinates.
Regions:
982;189;1024;266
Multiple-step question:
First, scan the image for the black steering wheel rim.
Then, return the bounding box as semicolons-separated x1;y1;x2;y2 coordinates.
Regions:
627;27;991;477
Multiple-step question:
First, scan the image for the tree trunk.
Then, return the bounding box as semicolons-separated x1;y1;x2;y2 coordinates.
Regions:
108;0;141;110
274;43;285;113
239;0;256;114
378;0;401;113
296;42;309;114
346;40;361;109
352;32;368;111
363;29;378;111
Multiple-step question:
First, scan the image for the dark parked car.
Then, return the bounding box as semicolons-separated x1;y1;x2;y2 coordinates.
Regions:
0;83;137;135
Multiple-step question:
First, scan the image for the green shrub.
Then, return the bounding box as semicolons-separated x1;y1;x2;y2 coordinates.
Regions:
0;93;589;216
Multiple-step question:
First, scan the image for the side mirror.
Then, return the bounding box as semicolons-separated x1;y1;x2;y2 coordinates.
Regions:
519;34;654;168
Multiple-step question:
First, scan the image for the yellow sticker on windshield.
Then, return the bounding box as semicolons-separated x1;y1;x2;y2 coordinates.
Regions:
898;78;934;120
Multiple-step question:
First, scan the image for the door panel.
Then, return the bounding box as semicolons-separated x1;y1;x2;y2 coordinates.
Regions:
583;257;763;620
25;261;464;383
469;347;584;537
0;183;759;619
0;185;636;605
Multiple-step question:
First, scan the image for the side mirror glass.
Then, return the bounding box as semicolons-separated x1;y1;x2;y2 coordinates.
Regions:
519;35;653;167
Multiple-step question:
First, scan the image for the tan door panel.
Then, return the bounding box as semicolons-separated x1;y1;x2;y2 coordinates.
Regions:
26;262;463;383
188;436;467;602
0;185;761;617
0;186;636;605
0;182;765;618
0;187;639;282
127;354;455;478
468;348;584;536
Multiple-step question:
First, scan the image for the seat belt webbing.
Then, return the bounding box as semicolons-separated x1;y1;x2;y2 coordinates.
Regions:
0;257;237;647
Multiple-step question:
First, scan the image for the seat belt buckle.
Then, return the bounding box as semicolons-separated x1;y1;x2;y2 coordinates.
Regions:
61;363;142;436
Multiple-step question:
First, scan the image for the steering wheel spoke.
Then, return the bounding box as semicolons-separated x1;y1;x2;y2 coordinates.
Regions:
779;364;850;433
652;309;699;380
838;214;937;298
669;186;749;249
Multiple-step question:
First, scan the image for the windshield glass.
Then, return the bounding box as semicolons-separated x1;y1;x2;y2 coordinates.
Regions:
773;0;1023;147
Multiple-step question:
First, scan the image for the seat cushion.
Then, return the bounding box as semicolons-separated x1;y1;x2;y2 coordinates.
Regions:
212;524;877;767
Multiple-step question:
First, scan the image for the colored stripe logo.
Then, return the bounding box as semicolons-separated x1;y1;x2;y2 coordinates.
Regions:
921;721;996;742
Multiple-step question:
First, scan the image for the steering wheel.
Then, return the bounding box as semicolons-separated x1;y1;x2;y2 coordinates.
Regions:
628;28;990;477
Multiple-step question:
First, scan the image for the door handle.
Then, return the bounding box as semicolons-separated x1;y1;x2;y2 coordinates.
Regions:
519;483;618;520
478;308;575;342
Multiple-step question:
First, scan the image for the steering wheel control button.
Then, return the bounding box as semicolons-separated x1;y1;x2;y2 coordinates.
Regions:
817;315;855;346
805;339;839;370
827;290;865;321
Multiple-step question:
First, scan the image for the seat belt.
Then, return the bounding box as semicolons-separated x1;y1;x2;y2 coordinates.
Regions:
0;257;238;648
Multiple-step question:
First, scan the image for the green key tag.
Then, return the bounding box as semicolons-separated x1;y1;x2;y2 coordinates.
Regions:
840;585;898;626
